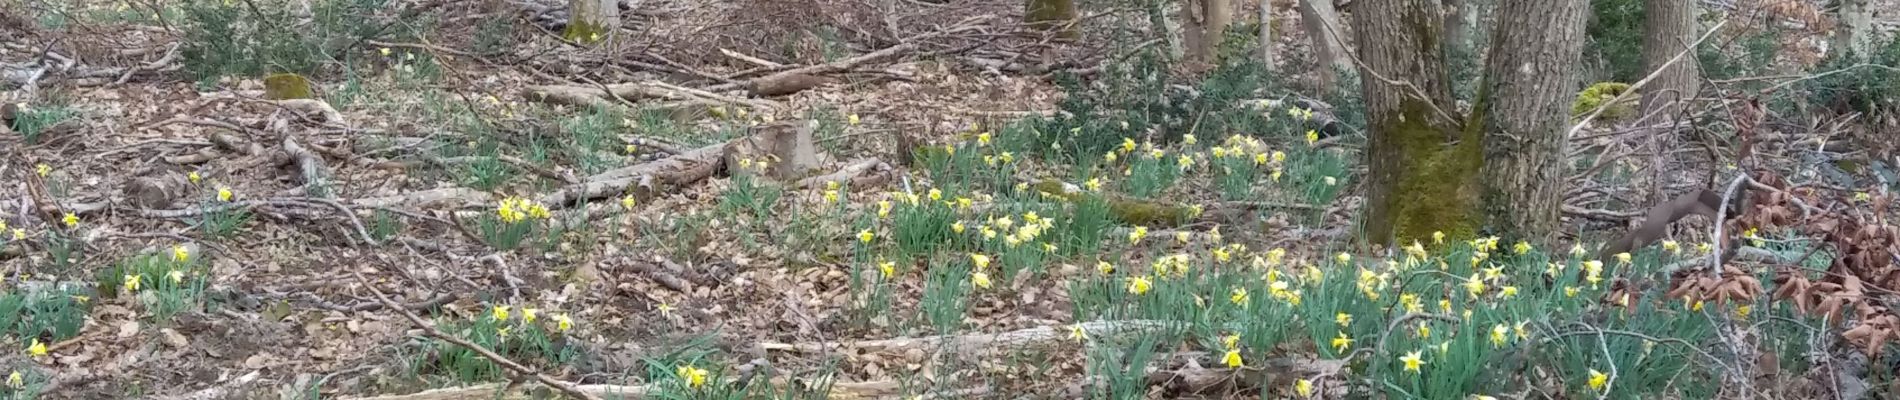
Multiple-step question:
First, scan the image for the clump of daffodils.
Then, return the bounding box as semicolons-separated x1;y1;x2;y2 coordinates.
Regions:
496;197;551;223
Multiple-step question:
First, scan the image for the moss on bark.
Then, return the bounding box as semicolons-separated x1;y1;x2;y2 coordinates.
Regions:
1378;99;1484;244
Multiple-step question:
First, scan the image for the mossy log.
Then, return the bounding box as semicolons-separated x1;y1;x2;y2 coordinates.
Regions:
1023;0;1078;39
263;73;314;100
1031;180;1198;227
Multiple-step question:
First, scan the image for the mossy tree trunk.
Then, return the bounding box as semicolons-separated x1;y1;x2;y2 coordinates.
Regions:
1351;0;1477;246
1025;0;1079;39
1354;0;1589;246
1298;0;1352;93
1475;0;1590;243
1638;0;1699;118
563;0;619;43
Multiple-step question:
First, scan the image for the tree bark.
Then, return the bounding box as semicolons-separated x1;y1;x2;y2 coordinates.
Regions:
1025;0;1079;39
1476;0;1590;243
1352;0;1476;246
1298;0;1352;93
1205;0;1235;61
1182;0;1209;63
1638;0;1699;118
1258;0;1275;69
563;0;619;43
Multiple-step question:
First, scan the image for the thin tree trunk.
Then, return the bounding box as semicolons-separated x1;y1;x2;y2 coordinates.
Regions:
1298;0;1352;93
1476;0;1590;243
1205;0;1234;60
563;0;619;42
1638;0;1699;118
1182;0;1209;63
1352;0;1475;246
1258;0;1275;69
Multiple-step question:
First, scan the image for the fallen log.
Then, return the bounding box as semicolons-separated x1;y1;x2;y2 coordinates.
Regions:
535;137;729;207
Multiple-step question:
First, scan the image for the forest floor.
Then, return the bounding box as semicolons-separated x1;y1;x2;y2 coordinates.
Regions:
1;0;1898;399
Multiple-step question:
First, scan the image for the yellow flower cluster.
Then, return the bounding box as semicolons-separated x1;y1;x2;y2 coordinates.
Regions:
496;197;551;223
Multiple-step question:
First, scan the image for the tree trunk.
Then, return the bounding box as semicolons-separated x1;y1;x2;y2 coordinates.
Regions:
1475;0;1590;243
1352;0;1477;246
1025;0;1079;39
1833;0;1874;60
1258;0;1275;69
1182;0;1209;63
1205;0;1234;60
1638;0;1699;118
563;0;619;43
1298;0;1352;93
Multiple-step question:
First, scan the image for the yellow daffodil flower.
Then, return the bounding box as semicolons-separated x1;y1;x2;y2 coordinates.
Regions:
1126;276;1152;295
1399;351;1425;373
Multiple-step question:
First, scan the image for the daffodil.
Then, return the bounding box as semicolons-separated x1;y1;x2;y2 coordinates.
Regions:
1252;152;1268;165
1464;273;1486;297
1323;176;1337;186
1735;305;1752;320
27;339;47;357
1295;379;1313;397
1129;226;1148;244
876;200;892;218
955;197;973;210
172;245;190;263
1213;247;1231;263
1336;312;1353;327
1126;276;1152;295
35;164;50;177
187;171;202;184
1570;243;1587;257
857;229;875;244
1399;351;1425;373
625;144;638;154
970;253;991;269
657;302;675;316
847;114;860;125
1068;324;1088;342
1417;324;1432;339
1614;252;1632;265
168;269;184;284
1491;324;1509;348
1335;252;1351;265
1432;231;1445;244
878;260;896;278
123;275;141;291
621;195;637;210
1513;241;1532;255
6;371;21;389
1222;349;1243;368
217;187;233;202
61;213;78;228
10;229;23;240
977;131;992;146
554;314;573;332
1587;369;1608;391
1661;240;1680;254
971;271;992;289
678;365;709;388
1500;286;1519;299
1565;286;1580;297
1331;332;1353;353
1096;261;1116;275
1229;287;1249;305
492;305;511;322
